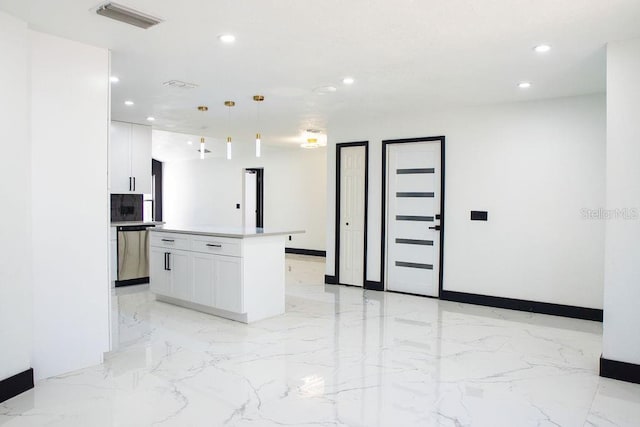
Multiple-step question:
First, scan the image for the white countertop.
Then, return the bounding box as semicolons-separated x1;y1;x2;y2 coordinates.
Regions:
150;224;305;238
111;221;165;227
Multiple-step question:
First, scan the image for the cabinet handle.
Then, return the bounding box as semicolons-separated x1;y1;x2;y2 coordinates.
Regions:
129;177;132;191
133;177;136;192
161;239;175;242
206;243;222;248
164;252;168;270
167;253;171;271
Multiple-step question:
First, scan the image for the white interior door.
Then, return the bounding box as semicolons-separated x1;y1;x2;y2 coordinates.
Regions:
386;141;441;296
339;145;366;287
244;170;257;228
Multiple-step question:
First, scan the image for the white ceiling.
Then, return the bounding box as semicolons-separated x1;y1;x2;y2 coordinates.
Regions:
3;0;640;149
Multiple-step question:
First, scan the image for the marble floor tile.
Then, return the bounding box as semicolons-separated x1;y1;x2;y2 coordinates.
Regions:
1;255;639;426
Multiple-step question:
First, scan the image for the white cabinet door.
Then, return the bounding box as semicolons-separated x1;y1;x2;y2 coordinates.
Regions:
192;252;215;306
149;247;170;295
110;237;117;284
130;124;152;194
169;250;192;302
110;121;132;193
214;255;243;313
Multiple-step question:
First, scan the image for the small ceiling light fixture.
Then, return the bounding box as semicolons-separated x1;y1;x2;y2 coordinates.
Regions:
300;129;326;149
187;140;193;145
197;106;208;159
533;44;551;53
342;77;355;85
218;34;236;43
518;81;532;89
301;138;320;149
124;100;134;106
110;76;119;83
314;85;337;95
253;95;264;158
146;116;155;121
224;101;235;160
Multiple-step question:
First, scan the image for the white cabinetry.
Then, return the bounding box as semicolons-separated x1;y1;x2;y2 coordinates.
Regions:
110;121;151;194
149;230;287;323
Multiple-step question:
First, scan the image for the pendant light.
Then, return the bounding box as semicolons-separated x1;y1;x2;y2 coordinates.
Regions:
253;95;264;157
197;106;208;159
224;101;235;160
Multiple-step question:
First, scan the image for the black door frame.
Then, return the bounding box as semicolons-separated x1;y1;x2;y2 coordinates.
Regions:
334;141;369;288
381;136;446;296
245;168;264;228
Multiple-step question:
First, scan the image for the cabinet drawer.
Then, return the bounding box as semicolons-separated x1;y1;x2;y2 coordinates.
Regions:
191;236;241;257
150;232;190;250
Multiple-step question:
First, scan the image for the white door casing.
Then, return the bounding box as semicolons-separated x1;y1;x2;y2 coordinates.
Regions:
339;145;366;287
386;140;442;297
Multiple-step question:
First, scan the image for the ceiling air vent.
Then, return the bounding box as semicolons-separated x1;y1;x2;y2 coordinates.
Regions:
96;2;163;29
163;80;199;89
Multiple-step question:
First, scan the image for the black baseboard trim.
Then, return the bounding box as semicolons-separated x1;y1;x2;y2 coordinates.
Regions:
115;277;149;287
285;248;326;257
324;275;337;284
440;290;603;322
0;368;34;403
600;357;640;384
365;280;383;291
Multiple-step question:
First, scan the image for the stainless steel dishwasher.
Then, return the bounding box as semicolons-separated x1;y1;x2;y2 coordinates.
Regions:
115;224;154;287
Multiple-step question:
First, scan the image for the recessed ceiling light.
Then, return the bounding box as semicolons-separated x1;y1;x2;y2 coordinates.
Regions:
124;100;134;106
342;77;355;85
110;76;119;83
146;116;155;121
218;34;236;43
533;44;551;53
518;82;532;89
187;140;193;145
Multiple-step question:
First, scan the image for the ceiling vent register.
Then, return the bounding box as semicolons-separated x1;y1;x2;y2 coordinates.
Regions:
95;2;163;29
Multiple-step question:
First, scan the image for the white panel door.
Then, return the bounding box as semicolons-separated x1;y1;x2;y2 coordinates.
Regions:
386;141;441;296
214;255;243;313
130;124;152;194
168;250;192;302
110;121;131;193
339;146;366;287
244;171;257;228
192;252;215;306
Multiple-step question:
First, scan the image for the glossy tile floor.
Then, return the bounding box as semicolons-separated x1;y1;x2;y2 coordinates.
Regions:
2;255;640;426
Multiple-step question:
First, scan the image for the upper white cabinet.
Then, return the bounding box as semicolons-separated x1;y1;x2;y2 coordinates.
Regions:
110;121;151;194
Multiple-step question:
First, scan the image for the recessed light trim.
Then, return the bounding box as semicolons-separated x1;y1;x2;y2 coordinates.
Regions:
518;82;532;89
146;116;155;121
342;77;355;85
110;76;119;83
218;34;236;43
124;100;134;106
533;44;551;53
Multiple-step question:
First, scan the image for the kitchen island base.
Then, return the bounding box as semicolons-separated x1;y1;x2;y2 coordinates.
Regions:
149;226;301;323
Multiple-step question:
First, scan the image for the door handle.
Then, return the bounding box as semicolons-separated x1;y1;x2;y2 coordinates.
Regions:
429;225;441;231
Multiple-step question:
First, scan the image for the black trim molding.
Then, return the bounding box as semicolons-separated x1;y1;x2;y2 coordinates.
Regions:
365;280;383;291
441;290;603;322
324;275;337;285
600;357;640;384
0;368;34;403
285;248;326;257
115;277;149;287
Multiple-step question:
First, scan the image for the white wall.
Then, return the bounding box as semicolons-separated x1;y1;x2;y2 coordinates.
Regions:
30;31;110;380
602;38;640;365
326;94;605;309
163;146;327;251
0;10;32;382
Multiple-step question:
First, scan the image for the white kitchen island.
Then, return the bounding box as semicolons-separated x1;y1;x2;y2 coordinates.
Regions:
148;225;303;323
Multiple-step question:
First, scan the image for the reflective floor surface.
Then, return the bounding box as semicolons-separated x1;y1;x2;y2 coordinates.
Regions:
1;255;640;426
